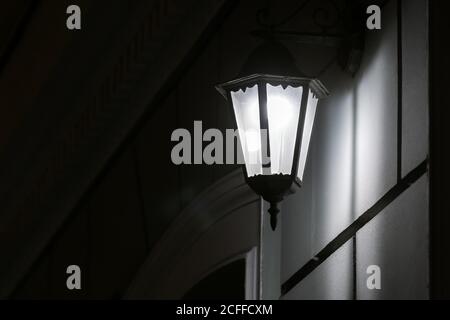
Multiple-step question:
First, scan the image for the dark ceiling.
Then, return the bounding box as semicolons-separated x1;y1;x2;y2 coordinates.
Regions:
0;0;76;155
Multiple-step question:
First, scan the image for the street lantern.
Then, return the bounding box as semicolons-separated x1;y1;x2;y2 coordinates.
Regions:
216;40;329;230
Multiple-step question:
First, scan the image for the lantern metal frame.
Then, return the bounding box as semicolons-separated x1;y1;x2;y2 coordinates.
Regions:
216;73;329;230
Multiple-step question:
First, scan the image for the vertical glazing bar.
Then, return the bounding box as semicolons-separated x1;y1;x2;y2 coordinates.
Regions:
258;82;271;173
291;84;309;182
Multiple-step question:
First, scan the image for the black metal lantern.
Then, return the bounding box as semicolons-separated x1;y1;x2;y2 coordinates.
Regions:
216;40;329;230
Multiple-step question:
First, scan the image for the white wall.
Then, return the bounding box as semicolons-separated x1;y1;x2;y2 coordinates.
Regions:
281;0;429;300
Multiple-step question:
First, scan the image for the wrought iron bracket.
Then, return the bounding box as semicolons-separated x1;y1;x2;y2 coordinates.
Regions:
253;0;367;76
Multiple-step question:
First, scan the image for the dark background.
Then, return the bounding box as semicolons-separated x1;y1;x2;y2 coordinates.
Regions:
0;0;448;300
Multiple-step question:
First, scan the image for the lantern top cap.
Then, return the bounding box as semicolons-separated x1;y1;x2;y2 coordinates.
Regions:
238;40;304;77
216;74;329;100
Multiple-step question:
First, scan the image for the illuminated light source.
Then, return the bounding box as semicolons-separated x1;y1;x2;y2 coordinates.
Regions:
216;40;329;230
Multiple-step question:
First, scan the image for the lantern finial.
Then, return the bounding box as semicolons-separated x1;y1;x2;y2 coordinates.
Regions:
268;202;280;231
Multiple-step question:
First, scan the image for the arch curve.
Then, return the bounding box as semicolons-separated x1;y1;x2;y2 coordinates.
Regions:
125;169;261;299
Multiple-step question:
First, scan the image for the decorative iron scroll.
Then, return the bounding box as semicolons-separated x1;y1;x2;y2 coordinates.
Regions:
254;0;365;76
256;0;343;35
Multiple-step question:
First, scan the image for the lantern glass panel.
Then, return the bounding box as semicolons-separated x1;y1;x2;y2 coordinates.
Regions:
230;85;263;177
297;89;318;181
266;84;303;175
